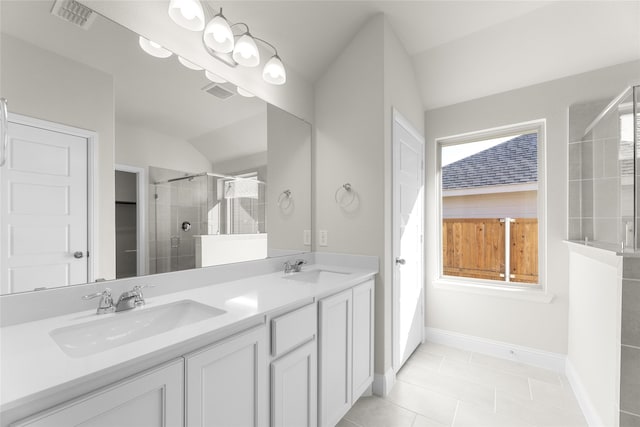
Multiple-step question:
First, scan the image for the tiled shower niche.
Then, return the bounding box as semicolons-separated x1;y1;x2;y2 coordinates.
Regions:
568;86;640;252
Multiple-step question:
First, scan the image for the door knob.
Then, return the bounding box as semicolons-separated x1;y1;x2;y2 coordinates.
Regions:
73;251;84;259
395;257;406;265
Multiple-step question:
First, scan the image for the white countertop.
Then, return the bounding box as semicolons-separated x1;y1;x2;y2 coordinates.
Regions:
0;263;376;414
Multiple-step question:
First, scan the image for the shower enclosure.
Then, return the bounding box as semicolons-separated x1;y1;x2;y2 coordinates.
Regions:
151;172;266;273
568;85;640;251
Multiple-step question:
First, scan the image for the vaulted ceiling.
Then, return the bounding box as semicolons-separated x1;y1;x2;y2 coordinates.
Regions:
212;1;640;109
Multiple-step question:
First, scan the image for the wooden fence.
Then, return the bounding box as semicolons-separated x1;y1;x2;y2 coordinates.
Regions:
442;218;538;284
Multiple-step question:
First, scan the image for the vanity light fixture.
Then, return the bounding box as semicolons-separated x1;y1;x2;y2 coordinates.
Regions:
205;70;226;83
168;0;205;31
178;56;204;70
167;1;287;85
138;36;173;59
236;87;255;98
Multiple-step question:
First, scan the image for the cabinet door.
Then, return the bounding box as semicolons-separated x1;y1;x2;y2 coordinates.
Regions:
271;340;317;427
13;359;184;427
185;325;268;427
352;279;374;401
318;289;352;427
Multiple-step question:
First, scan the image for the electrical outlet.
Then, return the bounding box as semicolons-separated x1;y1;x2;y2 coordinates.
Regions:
303;229;311;246
319;230;328;247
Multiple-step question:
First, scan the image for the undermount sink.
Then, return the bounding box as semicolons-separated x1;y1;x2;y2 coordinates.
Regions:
283;269;349;283
50;300;225;358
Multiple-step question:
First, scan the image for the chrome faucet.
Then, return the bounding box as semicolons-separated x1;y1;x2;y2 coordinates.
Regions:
115;285;152;312
283;259;307;274
82;288;115;314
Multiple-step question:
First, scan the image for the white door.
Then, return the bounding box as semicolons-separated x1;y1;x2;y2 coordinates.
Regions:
271;340;317;427
318;288;352;427
185;325;268;427
1;119;88;294
13;359;184;427
351;279;374;401
392;110;425;372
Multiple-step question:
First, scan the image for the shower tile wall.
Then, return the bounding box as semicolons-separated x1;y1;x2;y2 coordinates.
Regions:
621;258;640;426
148;167;208;275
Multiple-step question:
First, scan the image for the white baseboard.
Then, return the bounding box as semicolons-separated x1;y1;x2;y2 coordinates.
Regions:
424;327;566;373
372;367;396;397
565;359;604;427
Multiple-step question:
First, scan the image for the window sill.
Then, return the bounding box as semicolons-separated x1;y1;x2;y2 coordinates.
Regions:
433;278;554;304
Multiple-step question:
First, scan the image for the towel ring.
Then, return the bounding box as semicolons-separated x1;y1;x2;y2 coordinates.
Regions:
335;183;355;207
277;189;292;208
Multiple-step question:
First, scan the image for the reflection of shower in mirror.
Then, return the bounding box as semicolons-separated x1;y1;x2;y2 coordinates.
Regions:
152;169;267;273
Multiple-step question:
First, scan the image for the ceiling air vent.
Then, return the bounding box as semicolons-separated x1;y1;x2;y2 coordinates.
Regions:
51;0;97;30
203;83;236;100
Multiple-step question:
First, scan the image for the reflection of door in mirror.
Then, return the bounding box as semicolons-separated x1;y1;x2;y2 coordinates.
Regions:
1;115;92;293
115;169;141;279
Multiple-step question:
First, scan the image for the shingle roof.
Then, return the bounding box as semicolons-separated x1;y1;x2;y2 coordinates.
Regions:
442;133;537;190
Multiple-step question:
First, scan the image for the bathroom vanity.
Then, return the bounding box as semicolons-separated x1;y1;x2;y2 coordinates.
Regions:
0;254;377;427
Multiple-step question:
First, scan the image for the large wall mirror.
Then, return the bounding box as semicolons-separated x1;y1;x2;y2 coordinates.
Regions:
0;0;311;295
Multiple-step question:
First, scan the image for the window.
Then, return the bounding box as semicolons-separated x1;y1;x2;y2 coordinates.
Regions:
222;172;265;234
437;121;545;288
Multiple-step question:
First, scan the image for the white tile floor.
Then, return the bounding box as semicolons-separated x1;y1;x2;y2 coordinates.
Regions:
337;342;587;427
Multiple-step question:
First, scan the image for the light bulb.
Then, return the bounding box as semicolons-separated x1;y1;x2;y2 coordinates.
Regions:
232;34;260;67
205;70;226;83
178;56;203;71
262;55;286;85
168;0;205;31
181;2;197;19
138;36;172;59
204;14;234;53
237;87;255;98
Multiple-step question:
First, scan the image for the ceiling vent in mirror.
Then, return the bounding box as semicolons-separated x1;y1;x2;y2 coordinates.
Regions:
203;83;235;100
50;0;97;30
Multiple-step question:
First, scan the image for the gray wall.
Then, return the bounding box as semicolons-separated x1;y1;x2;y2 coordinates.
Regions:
424;60;640;354
314;13;424;379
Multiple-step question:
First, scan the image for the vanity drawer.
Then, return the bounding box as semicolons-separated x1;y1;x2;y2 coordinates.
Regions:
271;303;317;357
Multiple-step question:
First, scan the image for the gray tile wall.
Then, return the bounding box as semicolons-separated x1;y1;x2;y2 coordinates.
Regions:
621;257;640;426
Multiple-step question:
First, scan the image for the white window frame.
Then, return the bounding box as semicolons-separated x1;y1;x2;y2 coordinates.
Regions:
435;120;549;300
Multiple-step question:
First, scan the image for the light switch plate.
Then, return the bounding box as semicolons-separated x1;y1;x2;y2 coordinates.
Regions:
303;230;311;246
319;230;328;247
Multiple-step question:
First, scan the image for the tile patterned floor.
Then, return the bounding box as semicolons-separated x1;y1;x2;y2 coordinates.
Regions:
337;342;587;427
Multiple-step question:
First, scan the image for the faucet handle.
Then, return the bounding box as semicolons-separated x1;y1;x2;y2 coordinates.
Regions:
283;261;293;274
293;259;307;272
82;288;115;314
132;285;154;306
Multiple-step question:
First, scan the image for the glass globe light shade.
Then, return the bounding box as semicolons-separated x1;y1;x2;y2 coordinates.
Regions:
237;87;255;98
232;34;260;67
138;36;172;58
168;0;205;31
203;14;234;53
178;56;204;70
205;70;226;83
262;55;286;85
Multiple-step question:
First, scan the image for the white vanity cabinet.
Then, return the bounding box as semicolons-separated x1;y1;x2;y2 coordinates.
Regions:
270;303;317;427
318;279;374;427
185;325;268;427
12;359;184;427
